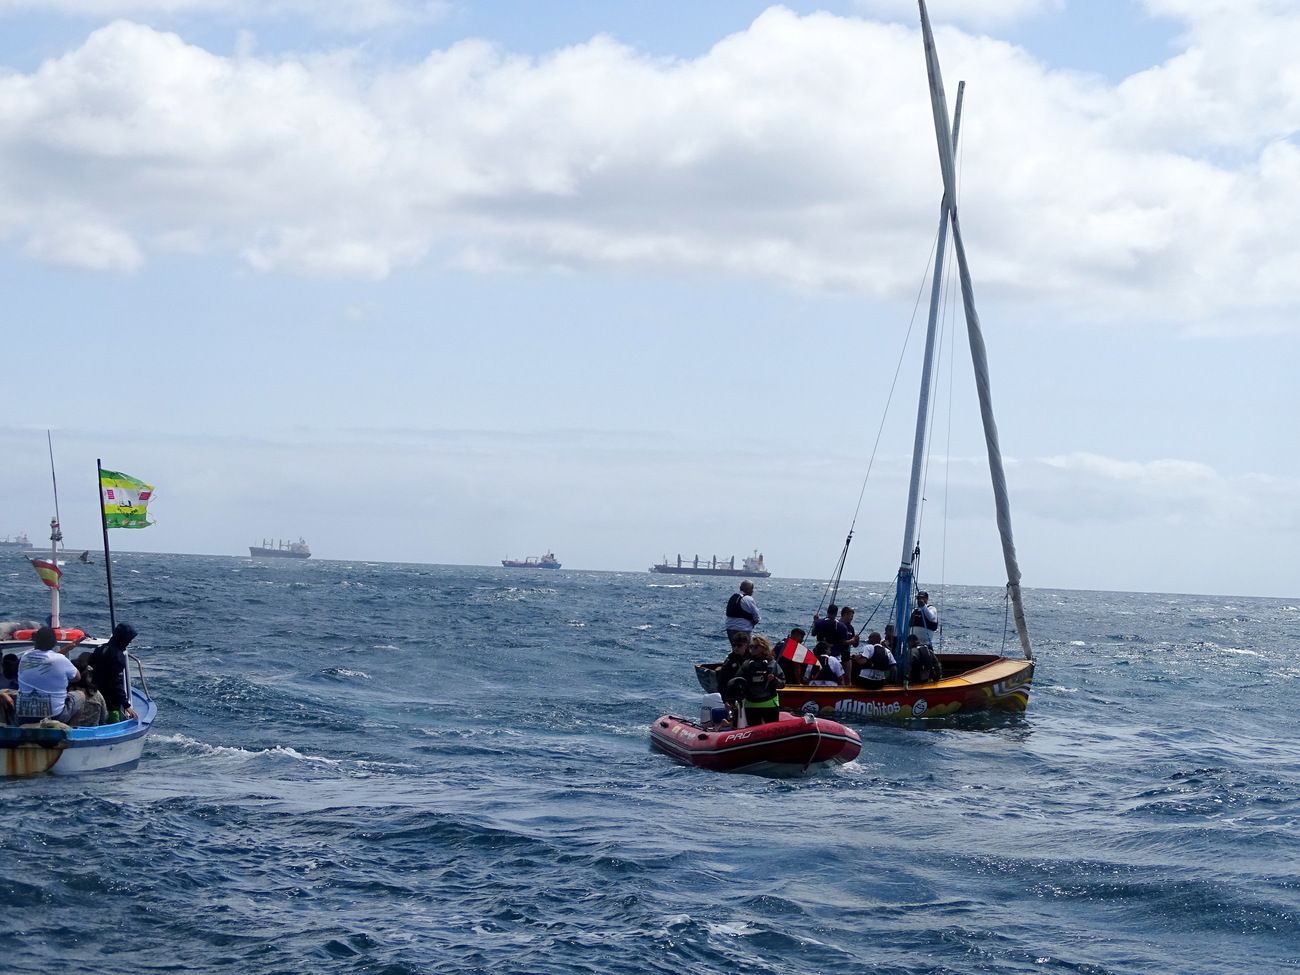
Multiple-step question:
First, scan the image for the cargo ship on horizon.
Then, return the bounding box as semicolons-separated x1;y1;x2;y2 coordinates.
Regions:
649;551;771;578
0;533;33;552
501;551;561;569
249;537;311;559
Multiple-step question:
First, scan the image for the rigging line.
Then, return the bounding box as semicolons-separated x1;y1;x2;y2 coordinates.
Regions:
818;534;853;615
842;222;942;537
819;220;943;612
937;227;959;652
933;101;967;647
858;580;894;628
914;215;956;563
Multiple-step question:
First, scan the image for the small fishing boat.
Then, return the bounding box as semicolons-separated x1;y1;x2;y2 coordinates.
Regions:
650;711;861;776
0;457;158;777
0;659;157;777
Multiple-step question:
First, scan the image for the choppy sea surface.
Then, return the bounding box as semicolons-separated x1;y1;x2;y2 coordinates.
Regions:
1;554;1297;975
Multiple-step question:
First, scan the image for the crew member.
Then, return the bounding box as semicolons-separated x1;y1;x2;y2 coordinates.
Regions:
728;636;784;726
910;591;939;646
724;580;760;644
16;625;83;724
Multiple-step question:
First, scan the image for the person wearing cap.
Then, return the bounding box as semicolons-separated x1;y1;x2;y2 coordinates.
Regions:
91;622;139;722
909;591;939;647
16;625;83;724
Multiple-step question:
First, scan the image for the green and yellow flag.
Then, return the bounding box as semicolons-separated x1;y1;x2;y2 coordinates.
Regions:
100;470;155;529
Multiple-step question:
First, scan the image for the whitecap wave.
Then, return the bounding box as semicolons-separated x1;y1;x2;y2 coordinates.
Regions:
153;733;341;765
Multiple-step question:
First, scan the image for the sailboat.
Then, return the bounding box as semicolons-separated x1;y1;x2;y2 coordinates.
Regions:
696;1;1034;721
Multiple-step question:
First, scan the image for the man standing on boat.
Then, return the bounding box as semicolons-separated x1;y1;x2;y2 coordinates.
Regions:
910;591;939;647
724;580;760;645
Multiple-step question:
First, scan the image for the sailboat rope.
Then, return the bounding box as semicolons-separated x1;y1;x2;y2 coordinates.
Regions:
917;219;960;647
817;224;946;616
857;576;897;630
908;127;966;641
818;532;853;612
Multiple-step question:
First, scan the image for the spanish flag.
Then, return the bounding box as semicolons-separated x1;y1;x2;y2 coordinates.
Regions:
30;558;62;590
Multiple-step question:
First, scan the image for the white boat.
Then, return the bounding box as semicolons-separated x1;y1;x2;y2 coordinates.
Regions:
0;642;156;776
0;457;158;776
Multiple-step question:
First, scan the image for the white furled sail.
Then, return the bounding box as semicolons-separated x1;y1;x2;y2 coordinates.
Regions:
918;0;1032;659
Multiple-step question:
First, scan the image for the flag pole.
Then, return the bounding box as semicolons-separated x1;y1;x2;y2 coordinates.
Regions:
97;458;117;629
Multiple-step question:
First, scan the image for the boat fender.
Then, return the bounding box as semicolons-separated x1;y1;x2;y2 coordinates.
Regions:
12;627;86;643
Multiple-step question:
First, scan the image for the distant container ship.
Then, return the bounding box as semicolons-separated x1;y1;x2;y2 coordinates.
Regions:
249;537;312;559
649;551;771;578
501;551;561;569
0;533;33;552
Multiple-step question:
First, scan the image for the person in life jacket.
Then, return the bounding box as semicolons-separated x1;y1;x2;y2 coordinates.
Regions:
807;653;843;686
810;603;838;654
908;634;943;684
723;580;760;641
853;632;897;689
716;630;753;717
727;635;784;726
909;590;939;646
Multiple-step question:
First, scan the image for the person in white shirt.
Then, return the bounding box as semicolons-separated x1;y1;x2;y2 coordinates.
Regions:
16;626;83;724
723;580;761;641
806;652;844;686
909;591;939;646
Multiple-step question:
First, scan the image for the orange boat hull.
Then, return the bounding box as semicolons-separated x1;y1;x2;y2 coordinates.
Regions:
696;654;1034;722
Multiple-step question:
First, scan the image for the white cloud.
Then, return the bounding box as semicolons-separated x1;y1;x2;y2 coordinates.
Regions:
1;7;1300;331
855;0;1063;27
1026;451;1298;531
23;220;143;270
0;0;447;31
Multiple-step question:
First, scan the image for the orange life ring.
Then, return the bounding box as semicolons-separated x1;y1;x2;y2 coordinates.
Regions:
12;627;86;643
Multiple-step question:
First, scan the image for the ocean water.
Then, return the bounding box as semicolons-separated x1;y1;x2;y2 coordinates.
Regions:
1;554;1297;975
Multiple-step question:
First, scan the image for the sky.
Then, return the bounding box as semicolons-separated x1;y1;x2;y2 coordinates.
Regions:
2;0;1298;598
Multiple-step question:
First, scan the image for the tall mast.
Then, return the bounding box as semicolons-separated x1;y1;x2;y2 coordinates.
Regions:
47;432;62;628
918;0;1032;658
893;75;965;675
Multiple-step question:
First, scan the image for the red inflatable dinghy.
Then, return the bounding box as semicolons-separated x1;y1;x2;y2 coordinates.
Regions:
649;711;861;775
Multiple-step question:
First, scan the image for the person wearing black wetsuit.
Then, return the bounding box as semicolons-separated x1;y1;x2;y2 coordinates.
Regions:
727;638;784;726
91;622;138;722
